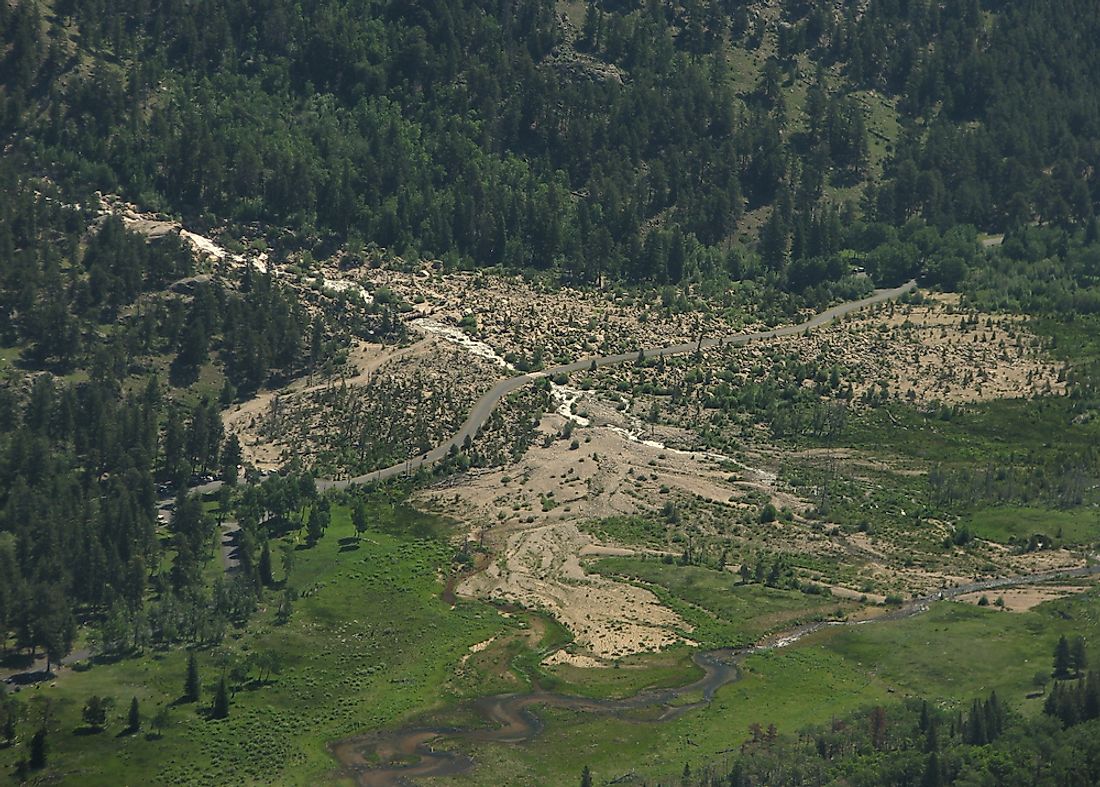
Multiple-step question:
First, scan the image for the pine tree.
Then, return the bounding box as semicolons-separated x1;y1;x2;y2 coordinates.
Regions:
869;706;887;750
164;406;184;476
1054;635;1073;679
185;653;201;702
984;691;1003;739
1086;216;1100;244
307;507;325;544
352;500;368;543
38;585;76;672
1085;671;1100;721
924;719;938;753
0;696;17;745
1044;681;1062;719
580;764;593;787
128;697;140;732
212;676;230;719
151;705;171;738
1070;636;1087;676
81;695;111;730
580;2;601;51
760;210;789;271
259;540;273;587
965;698;987;744
221;435;241;485
920;752;942;787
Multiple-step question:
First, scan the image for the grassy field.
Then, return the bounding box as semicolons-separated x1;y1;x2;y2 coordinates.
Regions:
447;643;894;786
0;503;510;785
5;491;1098;786
541;646;703;700
964;505;1100;546
843;396;1100;470
589;557;856;648
579;515;670;548
441;588;1100;786
820;589;1100;706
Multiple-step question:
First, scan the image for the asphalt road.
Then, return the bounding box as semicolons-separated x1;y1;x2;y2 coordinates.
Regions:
316;280;918;491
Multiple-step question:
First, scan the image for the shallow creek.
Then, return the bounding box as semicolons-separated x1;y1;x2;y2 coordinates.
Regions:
329;563;1098;785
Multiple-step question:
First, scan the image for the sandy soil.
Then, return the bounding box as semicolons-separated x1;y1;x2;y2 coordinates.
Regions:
541;650;609;669
767;293;1065;404
462;518;693;658
223;336;502;471
953;584;1092;612
418;405;766;658
422;411;748;532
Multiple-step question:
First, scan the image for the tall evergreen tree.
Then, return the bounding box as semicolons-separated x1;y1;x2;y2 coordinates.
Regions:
259;540;273;587
352;500;368;543
1054;635;1073;679
185;653;201;702
81;696;111;731
1070;636;1088;676
212;676;230;719
920;751;942;787
580;764;593;787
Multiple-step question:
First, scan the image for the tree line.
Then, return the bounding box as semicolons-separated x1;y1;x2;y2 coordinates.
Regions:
2;0;1096;292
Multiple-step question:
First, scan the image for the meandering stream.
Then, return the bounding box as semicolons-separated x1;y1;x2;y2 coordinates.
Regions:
329;564;1100;785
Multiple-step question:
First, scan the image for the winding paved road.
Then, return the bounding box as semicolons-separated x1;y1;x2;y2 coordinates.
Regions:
317;280;918;491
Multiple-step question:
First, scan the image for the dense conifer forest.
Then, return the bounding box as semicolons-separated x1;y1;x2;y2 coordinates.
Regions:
2;0;1098;283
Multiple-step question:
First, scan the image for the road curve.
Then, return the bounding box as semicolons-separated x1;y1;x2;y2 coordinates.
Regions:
317;280;917;491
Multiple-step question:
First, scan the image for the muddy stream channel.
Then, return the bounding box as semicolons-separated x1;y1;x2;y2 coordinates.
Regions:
329;565;1099;785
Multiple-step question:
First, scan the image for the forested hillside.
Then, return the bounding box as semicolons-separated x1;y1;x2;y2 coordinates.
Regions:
1;0;1097;286
0;163;410;665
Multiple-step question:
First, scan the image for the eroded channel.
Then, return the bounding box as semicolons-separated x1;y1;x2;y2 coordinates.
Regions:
329;565;1099;785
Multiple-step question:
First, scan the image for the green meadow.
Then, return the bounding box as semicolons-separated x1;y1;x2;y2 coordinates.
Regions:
4;496;1097;786
0;503;509;785
964;505;1100;546
589;557;856;648
445;587;1100;786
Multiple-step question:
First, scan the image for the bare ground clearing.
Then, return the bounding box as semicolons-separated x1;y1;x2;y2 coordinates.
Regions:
767;292;1066;404
953;583;1094;612
420;413;752;659
224;336;502;472
410;289;1083;658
